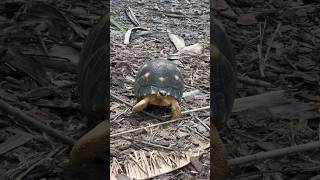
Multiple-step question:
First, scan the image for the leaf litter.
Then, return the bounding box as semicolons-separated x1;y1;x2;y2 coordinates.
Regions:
111;0;211;179
0;1;110;179
215;0;320;179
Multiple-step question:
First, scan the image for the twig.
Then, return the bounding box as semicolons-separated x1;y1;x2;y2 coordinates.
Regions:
233;129;261;142
110;117;189;137
122;136;176;151
180;106;210;115
0;99;76;146
125;6;140;26
264;22;281;62
194;116;210;131
238;75;273;88
15;146;64;180
258;20;267;77
182;89;200;98
228;140;320;166
185;126;209;141
261;22;281;78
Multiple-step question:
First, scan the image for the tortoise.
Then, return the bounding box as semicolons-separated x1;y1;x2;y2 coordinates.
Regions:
132;59;185;119
70;14;109;161
70;13;236;180
210;19;237;180
211;19;237;128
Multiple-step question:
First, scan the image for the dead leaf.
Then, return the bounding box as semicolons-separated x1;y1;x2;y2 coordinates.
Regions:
215;0;231;10
180;43;203;55
6;47;50;86
23;87;54;100
124;27;150;44
214;0;238;19
168;32;186;51
0;134;32;155
110;144;209;179
48;45;80;64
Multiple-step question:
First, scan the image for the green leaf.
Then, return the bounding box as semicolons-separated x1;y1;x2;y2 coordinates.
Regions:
110;16;125;32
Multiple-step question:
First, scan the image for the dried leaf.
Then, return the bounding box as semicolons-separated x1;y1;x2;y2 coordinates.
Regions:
180;43;203;55
124;27;149;44
168;32;186;50
24;87;54;100
6;48;50;86
48;45;80;64
0;134;32;155
125;7;140;26
110;144;209;179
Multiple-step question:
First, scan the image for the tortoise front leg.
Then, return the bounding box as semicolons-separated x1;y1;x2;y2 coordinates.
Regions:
132;96;150;113
70;120;107;161
170;98;181;119
211;124;228;180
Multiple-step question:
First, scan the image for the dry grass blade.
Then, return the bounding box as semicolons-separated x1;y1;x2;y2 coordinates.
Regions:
124;27;149;44
168;32;186;51
125;6;140;26
111;157;123;180
110;144;209;179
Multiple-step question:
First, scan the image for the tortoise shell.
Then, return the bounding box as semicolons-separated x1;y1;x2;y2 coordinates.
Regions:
134;59;184;101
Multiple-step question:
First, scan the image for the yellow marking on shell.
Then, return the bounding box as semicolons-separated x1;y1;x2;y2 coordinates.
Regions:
159;77;165;82
175;75;180;81
142;64;148;69
144;72;150;78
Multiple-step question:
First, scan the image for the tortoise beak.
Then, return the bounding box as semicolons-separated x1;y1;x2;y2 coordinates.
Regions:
159;90;167;96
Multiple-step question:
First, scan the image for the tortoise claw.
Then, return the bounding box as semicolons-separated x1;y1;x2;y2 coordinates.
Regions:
132;96;150;113
170;98;181;119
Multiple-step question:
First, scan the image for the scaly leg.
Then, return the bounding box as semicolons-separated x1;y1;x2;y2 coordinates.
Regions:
170;98;181;119
132;96;150;113
211;124;228;180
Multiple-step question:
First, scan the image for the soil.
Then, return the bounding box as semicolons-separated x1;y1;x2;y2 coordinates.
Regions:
0;0;319;180
110;0;211;179
214;0;320;179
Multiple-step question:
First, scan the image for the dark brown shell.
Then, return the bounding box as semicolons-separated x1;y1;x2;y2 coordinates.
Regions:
211;19;237;127
78;15;109;127
134;59;184;101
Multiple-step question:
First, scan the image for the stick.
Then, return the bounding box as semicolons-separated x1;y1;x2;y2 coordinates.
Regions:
228;141;320;166
232;90;289;113
238;76;273;88
258;20;266;78
264;22;281;63
110;117;189;137
0;99;76;146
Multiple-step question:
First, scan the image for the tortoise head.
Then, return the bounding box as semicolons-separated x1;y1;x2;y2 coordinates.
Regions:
158;90;167;96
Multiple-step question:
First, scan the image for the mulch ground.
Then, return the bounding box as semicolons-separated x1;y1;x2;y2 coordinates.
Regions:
110;0;211;179
214;0;320;179
0;0;319;180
